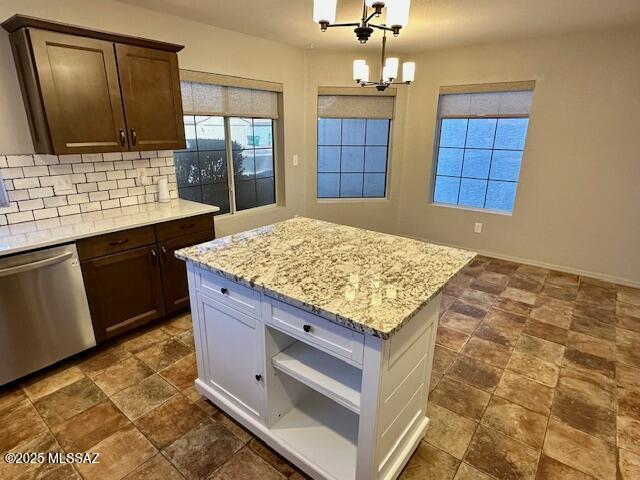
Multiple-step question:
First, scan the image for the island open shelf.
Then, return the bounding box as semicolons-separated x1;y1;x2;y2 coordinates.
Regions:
271;391;359;480
272;340;362;414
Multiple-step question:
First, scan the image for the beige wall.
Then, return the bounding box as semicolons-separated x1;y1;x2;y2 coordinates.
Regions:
0;0;307;237
302;49;409;234
0;1;638;284
396;29;640;285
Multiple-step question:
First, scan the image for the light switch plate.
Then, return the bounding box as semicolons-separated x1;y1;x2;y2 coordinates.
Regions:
474;222;483;233
293;154;299;166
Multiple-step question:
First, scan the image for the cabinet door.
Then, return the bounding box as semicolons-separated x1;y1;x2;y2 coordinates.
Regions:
159;229;214;315
115;44;186;151
82;246;165;342
28;28;128;154
196;293;263;419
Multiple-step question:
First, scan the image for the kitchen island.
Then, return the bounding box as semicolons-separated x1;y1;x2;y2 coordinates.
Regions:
176;217;475;480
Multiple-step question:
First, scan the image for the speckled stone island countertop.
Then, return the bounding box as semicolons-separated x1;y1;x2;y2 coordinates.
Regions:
176;217;476;338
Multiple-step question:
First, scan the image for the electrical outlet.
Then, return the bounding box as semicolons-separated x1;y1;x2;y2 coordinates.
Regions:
293;154;299;166
474;222;483;233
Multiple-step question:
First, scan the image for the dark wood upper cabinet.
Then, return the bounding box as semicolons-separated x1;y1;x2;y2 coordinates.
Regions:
116;44;185;151
2;15;186;154
25;29;128;154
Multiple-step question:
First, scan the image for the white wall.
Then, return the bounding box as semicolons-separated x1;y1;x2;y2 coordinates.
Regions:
0;0;307;236
396;29;640;285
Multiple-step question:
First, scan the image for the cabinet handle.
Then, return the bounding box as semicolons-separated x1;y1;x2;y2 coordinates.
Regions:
119;129;126;146
255;374;262;382
220;287;228;295
150;248;157;266
161;246;168;263
109;238;128;246
131;128;138;146
303;324;312;333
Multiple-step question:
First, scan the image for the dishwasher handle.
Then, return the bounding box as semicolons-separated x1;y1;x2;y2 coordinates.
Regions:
0;251;73;278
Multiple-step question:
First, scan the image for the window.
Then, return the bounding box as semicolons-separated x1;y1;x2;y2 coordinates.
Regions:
317;118;390;198
175;116;276;214
317;92;394;199
432;87;534;213
176;78;279;214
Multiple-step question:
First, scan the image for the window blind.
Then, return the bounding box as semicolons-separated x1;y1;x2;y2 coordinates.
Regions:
317;95;395;119
181;81;279;119
439;86;534;118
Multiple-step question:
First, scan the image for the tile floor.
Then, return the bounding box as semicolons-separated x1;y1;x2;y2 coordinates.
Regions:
0;256;639;479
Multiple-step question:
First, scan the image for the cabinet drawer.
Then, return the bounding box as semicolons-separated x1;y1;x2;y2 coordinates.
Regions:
156;214;214;241
267;299;364;367
197;270;260;318
77;225;156;260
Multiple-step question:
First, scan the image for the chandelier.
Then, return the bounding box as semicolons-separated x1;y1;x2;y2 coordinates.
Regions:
313;0;415;91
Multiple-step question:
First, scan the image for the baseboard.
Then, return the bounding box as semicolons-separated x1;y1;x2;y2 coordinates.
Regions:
407;235;640;289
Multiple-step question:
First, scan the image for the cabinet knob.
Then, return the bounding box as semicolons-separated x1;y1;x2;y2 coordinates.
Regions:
131;128;138;146
119;129;126;147
255;374;262;381
303;324;312;333
220;287;228;295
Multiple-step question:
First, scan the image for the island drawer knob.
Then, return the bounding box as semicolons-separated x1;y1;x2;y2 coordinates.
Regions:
220;287;228;295
255;374;262;381
303;324;312;333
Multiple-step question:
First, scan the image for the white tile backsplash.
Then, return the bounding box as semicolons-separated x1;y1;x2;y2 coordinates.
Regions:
0;151;177;225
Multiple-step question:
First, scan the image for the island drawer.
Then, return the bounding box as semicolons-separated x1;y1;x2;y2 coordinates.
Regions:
267;298;364;367
196;269;261;318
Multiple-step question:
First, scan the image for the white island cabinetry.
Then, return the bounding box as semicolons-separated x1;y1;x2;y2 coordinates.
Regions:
188;265;440;480
177;217;475;480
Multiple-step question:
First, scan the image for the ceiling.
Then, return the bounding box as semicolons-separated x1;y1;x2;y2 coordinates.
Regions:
119;0;640;53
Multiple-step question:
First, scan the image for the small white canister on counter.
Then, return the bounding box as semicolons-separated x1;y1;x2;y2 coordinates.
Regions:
157;177;170;203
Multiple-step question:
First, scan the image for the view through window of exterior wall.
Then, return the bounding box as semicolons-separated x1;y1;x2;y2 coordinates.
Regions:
432;87;534;213
175;115;276;214
434;117;529;211
317;118;390;198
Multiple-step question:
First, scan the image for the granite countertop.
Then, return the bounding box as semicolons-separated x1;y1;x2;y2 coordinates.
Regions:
0;199;219;257
176;217;476;338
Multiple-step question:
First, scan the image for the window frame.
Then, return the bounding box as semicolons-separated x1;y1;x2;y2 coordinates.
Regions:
176;115;279;216
316;117;393;201
430;112;529;215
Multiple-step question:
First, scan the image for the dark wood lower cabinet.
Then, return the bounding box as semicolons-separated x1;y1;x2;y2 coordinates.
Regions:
82;245;165;342
78;213;215;342
160;229;215;314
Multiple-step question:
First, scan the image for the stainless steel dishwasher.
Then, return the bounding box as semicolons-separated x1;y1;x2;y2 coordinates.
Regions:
0;244;96;386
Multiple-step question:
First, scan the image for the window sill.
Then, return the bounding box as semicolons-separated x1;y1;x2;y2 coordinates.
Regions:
213;203;282;220
316;197;390;205
430;201;513;216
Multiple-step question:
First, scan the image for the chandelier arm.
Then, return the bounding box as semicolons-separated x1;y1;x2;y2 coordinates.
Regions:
368;24;395;32
325;22;360;28
363;11;379;24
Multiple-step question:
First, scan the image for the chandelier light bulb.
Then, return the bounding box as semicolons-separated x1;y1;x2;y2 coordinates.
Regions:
362;64;370;83
402;62;415;82
353;59;368;81
383;57;399;81
313;0;337;25
387;0;411;28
